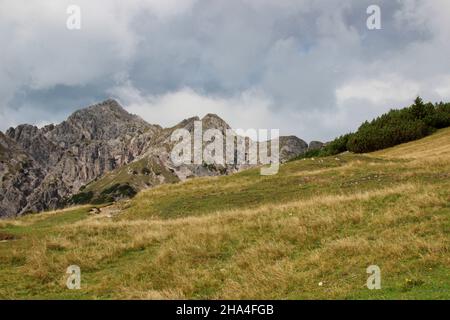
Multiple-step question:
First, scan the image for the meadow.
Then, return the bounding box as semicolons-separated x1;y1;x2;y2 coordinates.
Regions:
0;128;449;299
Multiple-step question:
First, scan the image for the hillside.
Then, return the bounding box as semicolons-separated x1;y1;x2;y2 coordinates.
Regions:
0;128;449;299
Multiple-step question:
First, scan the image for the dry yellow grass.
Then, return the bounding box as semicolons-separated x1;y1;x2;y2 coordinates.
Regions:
372;127;450;159
0;128;449;299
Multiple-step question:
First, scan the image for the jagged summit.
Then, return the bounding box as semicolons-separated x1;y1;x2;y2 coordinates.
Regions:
202;113;225;121
71;99;125;116
202;113;231;132
68;98;147;125
170;116;201;132
50;99;154;143
169;114;230;133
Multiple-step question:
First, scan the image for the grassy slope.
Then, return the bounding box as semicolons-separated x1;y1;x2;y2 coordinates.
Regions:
0;128;449;299
82;156;179;196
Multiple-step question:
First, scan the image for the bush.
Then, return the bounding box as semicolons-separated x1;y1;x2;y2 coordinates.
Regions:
347;118;432;153
323;133;353;156
293;133;353;160
298;148;322;159
345;97;449;153
424;102;450;128
100;183;137;198
91;183;137;204
69;191;94;205
296;97;450;158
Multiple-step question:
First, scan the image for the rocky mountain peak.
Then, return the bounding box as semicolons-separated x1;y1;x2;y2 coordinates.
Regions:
67;99;146;127
202;113;231;132
6;124;39;144
173;116;201;131
48;99;154;144
5;124;61;168
202;113;224;121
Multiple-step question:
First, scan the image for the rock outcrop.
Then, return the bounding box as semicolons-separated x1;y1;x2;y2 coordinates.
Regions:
279;136;309;162
0;132;45;217
308;141;324;151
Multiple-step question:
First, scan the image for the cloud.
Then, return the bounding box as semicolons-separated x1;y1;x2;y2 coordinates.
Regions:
109;81;276;130
1;0;450;141
336;74;421;105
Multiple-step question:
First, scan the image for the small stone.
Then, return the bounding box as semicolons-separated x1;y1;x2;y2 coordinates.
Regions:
89;207;101;214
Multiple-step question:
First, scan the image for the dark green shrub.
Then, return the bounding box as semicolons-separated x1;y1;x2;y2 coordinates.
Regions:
424;102;450;128
69;191;94;205
91;183;137;204
298;148;322;159
294;133;353;160
295;97;450;158
346;97;449;153
323;133;353;156
347;119;432;153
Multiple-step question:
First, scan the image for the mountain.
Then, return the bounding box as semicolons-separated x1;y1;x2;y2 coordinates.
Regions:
2;99;162;216
0;99;311;217
1;127;448;299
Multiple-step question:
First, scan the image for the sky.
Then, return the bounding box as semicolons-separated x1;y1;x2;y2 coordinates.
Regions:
1;0;450;142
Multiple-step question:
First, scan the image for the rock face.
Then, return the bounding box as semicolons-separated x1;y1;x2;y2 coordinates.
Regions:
279;136;309;162
0;132;45;218
0;99;308;218
308;141;324;151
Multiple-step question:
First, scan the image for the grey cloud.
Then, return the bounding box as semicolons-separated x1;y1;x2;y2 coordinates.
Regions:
1;0;449;141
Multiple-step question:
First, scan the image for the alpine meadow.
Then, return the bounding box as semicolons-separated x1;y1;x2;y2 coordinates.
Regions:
1;124;449;299
1;0;450;305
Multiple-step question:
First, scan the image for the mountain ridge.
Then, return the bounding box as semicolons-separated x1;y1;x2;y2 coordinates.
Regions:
0;99;313;217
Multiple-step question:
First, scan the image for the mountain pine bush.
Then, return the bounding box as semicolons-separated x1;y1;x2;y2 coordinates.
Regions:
346;97;449;153
297;97;450;158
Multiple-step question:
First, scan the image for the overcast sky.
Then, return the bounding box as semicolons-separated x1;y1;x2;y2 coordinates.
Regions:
1;0;450;142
